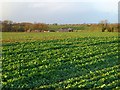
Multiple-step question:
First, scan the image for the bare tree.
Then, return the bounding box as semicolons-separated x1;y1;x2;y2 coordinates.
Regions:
100;20;114;32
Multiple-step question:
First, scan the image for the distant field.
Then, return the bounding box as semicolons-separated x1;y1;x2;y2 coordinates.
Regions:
48;24;88;31
2;32;120;89
2;32;118;43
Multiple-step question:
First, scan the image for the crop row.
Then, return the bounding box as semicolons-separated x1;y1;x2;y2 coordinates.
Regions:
2;36;119;89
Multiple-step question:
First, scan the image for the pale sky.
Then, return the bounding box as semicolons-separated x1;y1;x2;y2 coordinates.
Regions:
0;0;119;24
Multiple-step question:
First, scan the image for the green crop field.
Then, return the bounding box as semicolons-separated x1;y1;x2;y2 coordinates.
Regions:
1;32;120;89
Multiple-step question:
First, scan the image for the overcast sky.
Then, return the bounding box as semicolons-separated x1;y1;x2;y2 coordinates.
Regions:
0;0;119;24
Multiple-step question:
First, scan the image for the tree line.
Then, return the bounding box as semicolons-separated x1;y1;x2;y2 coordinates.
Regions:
0;20;119;32
1;20;49;32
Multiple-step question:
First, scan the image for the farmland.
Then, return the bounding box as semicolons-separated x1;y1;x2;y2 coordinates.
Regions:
1;32;120;89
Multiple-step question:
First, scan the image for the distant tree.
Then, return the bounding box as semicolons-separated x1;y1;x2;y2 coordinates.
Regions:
18;24;25;32
99;20;107;32
12;23;19;32
53;23;58;25
40;23;49;30
23;23;33;32
33;23;48;31
100;20;114;32
2;20;13;32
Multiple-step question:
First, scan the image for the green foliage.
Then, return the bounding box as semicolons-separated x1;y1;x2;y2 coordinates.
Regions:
2;33;119;89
